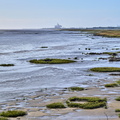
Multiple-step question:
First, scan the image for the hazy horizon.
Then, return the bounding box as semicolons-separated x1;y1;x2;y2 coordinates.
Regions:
0;0;120;29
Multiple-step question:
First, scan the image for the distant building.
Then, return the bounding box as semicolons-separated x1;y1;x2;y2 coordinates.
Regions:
54;23;62;29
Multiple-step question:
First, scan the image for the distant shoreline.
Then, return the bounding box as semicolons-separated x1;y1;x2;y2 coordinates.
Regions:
61;28;120;37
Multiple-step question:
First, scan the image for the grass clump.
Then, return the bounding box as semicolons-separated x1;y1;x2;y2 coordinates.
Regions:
68;96;107;102
115;109;120;112
115;97;120;101
0;64;14;67
105;83;118;87
29;58;76;64
90;67;120;72
67;101;106;109
46;102;66;109
0;110;27;117
116;80;120;85
69;87;84;91
66;96;107;109
0;117;8;120
105;80;120;88
94;30;120;38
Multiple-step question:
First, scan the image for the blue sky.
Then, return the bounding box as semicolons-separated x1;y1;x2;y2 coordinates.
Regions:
0;0;120;29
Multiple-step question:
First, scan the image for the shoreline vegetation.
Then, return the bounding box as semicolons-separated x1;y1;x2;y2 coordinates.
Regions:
61;29;120;38
66;96;107;109
1;86;120;119
46;96;107;109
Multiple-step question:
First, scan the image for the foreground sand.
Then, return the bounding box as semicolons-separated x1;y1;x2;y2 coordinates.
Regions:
1;82;120;120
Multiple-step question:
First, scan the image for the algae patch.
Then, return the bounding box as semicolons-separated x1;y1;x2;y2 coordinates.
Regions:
29;58;76;64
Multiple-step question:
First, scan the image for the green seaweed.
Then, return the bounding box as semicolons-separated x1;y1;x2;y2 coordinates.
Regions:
105;83;118;87
46;102;66;109
115;109;120;112
90;67;120;72
67;101;106;109
0;64;14;67
69;87;84;91
29;58;76;64
0;117;8;120
115;97;120;101
0;110;27;117
116;80;120;85
66;96;107;109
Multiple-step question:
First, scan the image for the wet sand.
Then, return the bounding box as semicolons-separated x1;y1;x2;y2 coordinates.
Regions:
1;82;120;120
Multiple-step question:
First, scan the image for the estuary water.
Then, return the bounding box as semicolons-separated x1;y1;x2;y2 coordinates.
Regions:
0;29;120;102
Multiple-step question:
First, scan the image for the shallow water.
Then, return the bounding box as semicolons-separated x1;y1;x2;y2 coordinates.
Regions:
0;29;120;102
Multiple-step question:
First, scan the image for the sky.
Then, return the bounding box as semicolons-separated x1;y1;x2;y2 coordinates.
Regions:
0;0;120;29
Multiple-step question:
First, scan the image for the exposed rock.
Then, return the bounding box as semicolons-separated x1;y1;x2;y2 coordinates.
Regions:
109;57;120;61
